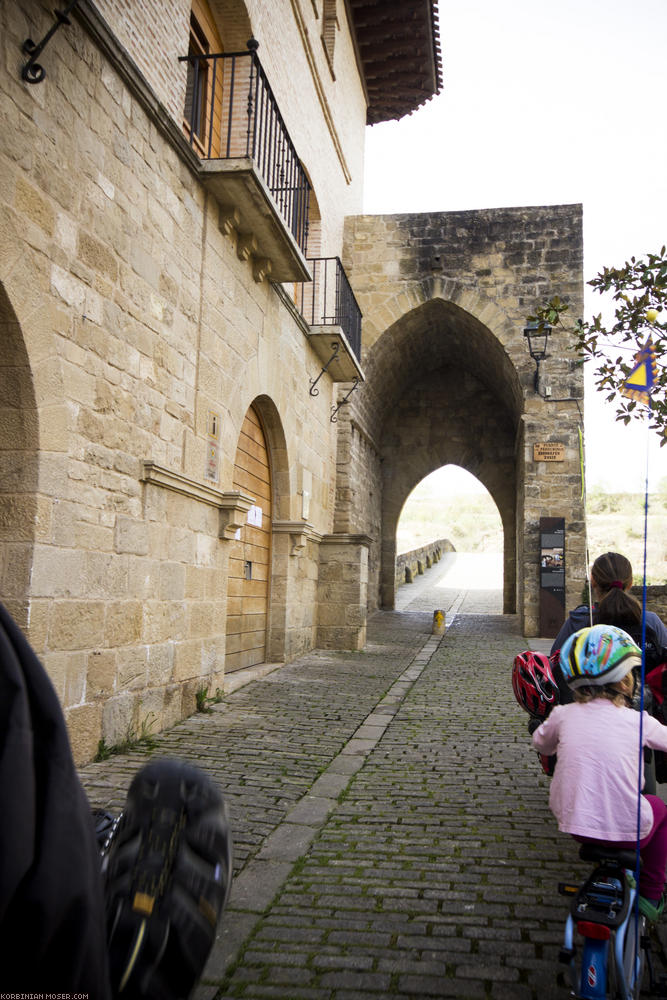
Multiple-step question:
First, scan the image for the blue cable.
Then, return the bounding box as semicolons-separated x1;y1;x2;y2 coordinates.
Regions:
633;405;651;954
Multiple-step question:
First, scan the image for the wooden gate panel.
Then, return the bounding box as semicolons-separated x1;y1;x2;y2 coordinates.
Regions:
226;406;271;672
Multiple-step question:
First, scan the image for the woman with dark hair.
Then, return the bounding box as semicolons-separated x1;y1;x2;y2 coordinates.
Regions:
551;552;667;704
550;552;667;790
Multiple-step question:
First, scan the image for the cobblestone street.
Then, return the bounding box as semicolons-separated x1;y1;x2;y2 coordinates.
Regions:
79;554;667;999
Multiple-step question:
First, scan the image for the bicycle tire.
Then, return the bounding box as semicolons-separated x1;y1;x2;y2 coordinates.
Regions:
620;908;645;1000
607;908;645;1000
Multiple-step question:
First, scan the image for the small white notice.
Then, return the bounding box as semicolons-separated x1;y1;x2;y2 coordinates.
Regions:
247;505;263;527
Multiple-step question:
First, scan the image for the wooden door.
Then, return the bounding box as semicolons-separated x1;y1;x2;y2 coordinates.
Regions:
226;406;271;671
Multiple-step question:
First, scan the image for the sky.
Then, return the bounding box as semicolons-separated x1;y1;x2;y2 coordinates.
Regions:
362;0;666;495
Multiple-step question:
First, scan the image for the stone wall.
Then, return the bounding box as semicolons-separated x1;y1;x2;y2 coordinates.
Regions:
1;0;366;762
317;534;369;649
647;587;667;622
87;0;366;256
632;586;667;624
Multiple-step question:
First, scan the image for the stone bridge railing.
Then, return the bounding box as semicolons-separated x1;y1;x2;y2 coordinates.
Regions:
395;558;667;625
396;538;455;591
632;585;667;622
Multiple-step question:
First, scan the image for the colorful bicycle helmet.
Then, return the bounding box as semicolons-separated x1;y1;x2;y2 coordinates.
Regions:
512;650;559;717
559;624;642;690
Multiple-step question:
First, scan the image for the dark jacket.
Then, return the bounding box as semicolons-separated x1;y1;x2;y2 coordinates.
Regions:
551;605;667;705
0;602;111;997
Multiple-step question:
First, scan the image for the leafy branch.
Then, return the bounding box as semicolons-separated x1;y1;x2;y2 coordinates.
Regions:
528;249;667;441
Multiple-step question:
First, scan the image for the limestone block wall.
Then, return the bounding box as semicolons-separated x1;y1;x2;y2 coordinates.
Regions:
89;0;366;254
0;0;366;761
340;206;586;633
317;534;369;650
642;587;667;622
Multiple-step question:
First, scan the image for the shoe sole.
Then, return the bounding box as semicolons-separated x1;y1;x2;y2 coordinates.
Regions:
103;758;232;999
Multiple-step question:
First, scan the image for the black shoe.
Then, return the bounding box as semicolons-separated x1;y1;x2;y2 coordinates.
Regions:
102;759;232;999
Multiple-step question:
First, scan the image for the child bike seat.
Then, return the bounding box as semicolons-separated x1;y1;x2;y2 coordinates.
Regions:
578;842;637;872
568;847;637;929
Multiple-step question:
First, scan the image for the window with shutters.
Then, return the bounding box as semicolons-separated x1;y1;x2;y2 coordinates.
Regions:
182;1;224;156
183;13;210;151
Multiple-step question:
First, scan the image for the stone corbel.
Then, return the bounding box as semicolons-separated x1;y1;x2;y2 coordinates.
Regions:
237;232;257;262
290;532;307;556
252;256;272;283
273;520;318;557
219;491;255;540
219;205;240;236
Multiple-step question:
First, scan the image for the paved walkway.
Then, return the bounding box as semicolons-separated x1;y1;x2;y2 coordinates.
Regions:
79;554;666;999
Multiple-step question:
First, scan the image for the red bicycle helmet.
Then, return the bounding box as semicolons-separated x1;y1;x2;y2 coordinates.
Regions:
512;650;559;718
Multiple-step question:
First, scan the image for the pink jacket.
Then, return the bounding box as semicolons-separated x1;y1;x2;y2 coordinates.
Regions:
532;699;667;841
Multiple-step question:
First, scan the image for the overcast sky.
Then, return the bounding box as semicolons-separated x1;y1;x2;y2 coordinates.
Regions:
362;0;666;494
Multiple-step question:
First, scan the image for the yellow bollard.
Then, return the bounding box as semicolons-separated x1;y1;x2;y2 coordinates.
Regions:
432;609;445;636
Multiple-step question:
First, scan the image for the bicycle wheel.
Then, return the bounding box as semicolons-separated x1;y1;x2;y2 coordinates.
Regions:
621;909;645;1000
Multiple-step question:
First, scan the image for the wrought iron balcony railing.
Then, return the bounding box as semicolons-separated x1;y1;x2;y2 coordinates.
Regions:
293;257;362;362
180;40;310;254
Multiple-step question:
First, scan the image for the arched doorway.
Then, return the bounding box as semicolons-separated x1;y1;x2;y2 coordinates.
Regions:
370;299;520;613
397;465;503;554
396;465;504;608
226;403;272;671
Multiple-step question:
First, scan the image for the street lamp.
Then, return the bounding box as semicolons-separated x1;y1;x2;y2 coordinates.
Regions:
524;321;551;393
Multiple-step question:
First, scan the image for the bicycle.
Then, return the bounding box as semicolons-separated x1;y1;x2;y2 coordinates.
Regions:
558;842;652;999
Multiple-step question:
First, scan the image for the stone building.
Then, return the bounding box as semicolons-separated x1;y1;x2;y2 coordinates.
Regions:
1;0;584;764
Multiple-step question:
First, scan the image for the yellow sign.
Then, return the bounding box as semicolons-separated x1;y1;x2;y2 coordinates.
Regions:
534;443;565;462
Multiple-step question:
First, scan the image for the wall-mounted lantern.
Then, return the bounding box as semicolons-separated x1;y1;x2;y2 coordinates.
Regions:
523;321;551;393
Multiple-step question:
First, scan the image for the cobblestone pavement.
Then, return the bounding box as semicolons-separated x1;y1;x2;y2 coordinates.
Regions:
79;555;667;999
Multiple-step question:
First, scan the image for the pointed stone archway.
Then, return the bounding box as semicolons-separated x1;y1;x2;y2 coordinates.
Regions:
369;296;520;613
335;205;586;636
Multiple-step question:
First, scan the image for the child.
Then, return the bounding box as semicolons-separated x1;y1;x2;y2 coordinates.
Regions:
532;623;667;921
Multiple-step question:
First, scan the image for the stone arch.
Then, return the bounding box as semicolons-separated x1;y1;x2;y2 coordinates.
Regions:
241;393;292;662
305;179;322;258
226;402;273;670
0;282;40;629
338;290;523;615
395;462;504;582
357;279;524;436
389;456;512;611
250;393;291;521
209;0;253;49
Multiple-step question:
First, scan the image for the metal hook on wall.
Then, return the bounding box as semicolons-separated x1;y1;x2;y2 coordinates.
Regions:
309;341;340;397
330;378;360;422
21;1;80;84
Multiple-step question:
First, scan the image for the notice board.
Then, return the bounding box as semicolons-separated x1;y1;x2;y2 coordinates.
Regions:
539;516;565;638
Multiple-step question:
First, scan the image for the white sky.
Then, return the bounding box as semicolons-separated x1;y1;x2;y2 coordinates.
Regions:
362;0;666;494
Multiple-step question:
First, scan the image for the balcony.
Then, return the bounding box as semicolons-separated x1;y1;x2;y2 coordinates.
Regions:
292;257;363;381
181;41;311;282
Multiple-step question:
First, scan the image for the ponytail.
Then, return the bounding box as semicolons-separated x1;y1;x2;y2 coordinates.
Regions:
591;552;641;628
